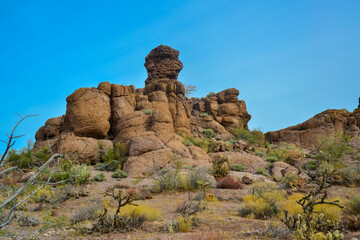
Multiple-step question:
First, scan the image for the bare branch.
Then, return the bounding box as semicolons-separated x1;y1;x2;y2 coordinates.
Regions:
0;114;39;165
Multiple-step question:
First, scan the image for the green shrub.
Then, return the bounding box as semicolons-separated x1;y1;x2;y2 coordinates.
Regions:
53;163;91;185
206;92;216;98
203;128;216;139
211;155;230;178
233;125;265;146
6;142;50;169
305;161;318;170
200;112;209;117
346;195;360;215
315;134;353;163
266;156;279;163
255;168;268;176
112;170;128;178
182;135;209;152
142;109;153;115
337;165;360;186
153;165;211;192
238;182;285;219
93;173;105;182
96;143;126;171
230;164;244;172
255;151;265;157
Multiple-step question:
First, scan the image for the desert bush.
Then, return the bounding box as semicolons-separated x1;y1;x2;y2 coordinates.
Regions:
305;160;318;170
216;176;243;189
93;173;105;182
239;182;285;219
142;109;153;115
6;143;51;169
230;164;244;172
206;92;216;98
112;170;128;179
281;162;344;240
342;195;360;230
336;165;360;186
255;168;268;176
267;148;286;162
255;151;265;157
266;155;279;163
203;128;216;139
211;155;230;178
284;148;304;165
233;125;265;146
315;134;353;163
153;165;211;192
182;135;209;152
96;143;126;171
52;163;91;185
71;202;101;224
200;112;209;117
120;204;162;221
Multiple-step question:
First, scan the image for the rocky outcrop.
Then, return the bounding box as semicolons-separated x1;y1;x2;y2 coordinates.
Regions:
34;45;251;176
265;107;360;150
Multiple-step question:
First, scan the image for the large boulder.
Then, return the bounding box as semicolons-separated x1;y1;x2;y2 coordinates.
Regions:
129;136;166;156
35;117;63;141
124;148;174;177
55;133;113;164
64;88;111;139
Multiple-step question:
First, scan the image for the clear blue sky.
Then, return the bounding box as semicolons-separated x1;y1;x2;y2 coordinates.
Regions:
1;0;360;151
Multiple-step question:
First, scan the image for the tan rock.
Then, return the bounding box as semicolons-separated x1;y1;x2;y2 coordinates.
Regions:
124;148;174;177
188;146;212;166
129;136;166;156
209;152;268;173
97;81;111;96
166;140;192;159
271;161;300;180
64;88;111;139
56;133;113;164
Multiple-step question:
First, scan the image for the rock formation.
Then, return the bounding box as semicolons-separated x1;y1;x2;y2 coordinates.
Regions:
265;105;360;150
34;45;251;176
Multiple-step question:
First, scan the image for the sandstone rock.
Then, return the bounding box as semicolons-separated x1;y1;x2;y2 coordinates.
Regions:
209;152;268;173
188;146;212;166
233;139;250;151
97;81;111;96
56;133;113;164
265;109;353;149
64;88;111;139
271;161;300;180
35;117;63;141
228;171;271;183
124;148;174;177
166;140;192;159
129;136;166;156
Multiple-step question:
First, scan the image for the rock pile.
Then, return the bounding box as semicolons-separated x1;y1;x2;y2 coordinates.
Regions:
34;45;251;177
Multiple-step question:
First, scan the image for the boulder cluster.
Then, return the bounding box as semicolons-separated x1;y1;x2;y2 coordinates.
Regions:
34;45;251;176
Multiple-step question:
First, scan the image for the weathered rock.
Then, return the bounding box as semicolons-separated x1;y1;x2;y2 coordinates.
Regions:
124;148;174;177
97;81;111;96
188;146;212;166
129;136;166;156
228;171;271;183
35;117;63;141
265;109;354;150
166;140;192;159
55;133;113;164
64;88;111;139
209;152;268;173
271;161;300;180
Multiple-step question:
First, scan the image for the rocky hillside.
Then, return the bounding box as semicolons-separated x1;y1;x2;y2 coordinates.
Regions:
34;45;251;177
265;99;360;150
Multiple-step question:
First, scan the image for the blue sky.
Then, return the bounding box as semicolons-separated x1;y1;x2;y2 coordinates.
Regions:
1;0;360;151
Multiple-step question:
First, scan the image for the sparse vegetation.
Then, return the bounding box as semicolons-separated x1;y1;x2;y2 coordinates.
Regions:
94;173;105;181
142;109;153;115
211;155;230;178
233;125;265;146
112;170;128;178
95;143;127;171
203;128;216;138
184;84;197;98
230;164;244;172
200;112;209;117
